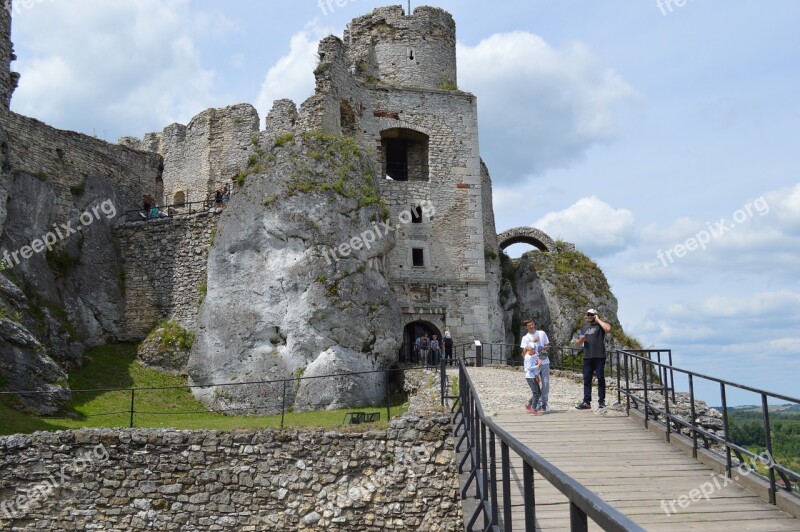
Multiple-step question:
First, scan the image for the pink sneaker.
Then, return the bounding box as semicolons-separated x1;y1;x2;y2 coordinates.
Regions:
530;410;543;416
525;405;532;412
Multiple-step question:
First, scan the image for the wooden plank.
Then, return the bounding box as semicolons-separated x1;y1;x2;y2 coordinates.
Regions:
459;400;800;531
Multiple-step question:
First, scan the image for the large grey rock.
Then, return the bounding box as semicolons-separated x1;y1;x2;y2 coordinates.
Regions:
504;247;633;349
189;133;403;413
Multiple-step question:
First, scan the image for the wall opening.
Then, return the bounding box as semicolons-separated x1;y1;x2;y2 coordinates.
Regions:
173;190;186;207
380;128;429;181
340;101;357;137
411;204;422;223
401;320;442;364
412;248;424;267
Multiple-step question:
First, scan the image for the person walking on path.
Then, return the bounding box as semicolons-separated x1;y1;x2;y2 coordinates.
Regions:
575;308;612;410
520;318;551;412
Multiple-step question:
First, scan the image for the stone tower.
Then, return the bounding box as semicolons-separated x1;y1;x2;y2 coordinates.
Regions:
1;0;19;109
344;5;457;90
330;6;497;346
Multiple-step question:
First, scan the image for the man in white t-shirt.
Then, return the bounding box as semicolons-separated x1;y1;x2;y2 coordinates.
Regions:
520;318;551;413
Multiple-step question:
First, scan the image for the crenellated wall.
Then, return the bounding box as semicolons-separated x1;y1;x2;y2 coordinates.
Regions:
114;212;218;341
120;104;259;208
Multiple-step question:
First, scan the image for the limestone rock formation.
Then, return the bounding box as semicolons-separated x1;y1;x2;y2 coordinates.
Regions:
189;133;403;413
502;246;639;350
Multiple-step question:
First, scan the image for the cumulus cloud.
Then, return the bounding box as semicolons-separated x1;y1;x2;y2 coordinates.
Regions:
532;196;635;256
619;182;800;282
458;31;640;183
255;23;333;122
11;0;222;140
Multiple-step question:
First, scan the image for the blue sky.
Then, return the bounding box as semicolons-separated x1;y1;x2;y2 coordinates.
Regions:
7;0;800;405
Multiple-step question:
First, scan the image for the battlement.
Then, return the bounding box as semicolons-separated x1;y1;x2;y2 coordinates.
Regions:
1;0;19;109
344;5;457;90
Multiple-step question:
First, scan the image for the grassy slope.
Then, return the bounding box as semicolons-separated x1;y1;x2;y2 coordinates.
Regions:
0;344;408;435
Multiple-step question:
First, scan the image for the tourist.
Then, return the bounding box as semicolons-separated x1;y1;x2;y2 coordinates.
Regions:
521;318;550;413
430;335;441;368
443;326;453;366
419;332;431;368
575;308;612;410
222;183;230;202
215;188;223;207
523;344;543;416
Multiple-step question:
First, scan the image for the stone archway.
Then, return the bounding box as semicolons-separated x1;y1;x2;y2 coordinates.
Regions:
497;227;557;252
400;320;442;364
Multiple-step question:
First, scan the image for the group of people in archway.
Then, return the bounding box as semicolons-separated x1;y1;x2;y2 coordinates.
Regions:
413;327;453;368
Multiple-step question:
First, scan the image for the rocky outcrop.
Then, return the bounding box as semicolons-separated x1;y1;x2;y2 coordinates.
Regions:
189;133;403;413
502;246;639;349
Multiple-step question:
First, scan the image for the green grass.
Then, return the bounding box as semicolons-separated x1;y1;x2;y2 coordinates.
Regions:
0;344;409;435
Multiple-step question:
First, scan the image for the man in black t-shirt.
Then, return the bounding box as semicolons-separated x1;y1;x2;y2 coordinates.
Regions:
575;308;612;410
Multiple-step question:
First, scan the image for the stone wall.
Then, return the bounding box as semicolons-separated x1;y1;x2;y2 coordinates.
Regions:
0;0;18;109
0;374;462;530
2;111;162;221
298;22;496;343
345;6;457;90
115;212;218;341
120;104;259;208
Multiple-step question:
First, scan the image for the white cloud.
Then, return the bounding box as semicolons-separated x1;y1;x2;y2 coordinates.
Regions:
255;24;333;121
532;196;635;256
458;31;640;182
11;0;219;140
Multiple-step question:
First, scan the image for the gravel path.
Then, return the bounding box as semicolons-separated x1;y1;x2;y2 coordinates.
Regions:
460;366;626;417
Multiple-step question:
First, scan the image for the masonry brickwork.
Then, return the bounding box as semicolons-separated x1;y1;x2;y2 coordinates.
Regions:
0;0;18;110
120;104;259;209
0;412;461;529
114;212;218;341
3;111;162;221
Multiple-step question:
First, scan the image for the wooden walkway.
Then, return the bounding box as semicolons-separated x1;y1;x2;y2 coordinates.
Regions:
477;408;799;531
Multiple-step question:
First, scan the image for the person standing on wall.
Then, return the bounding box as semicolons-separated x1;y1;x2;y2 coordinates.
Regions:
575;308;612;410
520;319;551;413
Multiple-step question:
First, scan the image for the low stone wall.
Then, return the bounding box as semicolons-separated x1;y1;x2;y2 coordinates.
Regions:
0;422;460;531
115;212;218;340
0;372;463;530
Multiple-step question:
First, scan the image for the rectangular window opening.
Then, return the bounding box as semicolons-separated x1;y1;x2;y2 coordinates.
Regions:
412;248;425;267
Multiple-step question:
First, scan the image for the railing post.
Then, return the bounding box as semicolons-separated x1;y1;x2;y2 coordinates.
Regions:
501;442;512;531
440;355;446;407
689;374;698;458
385;369;391;422
569;502;588;532
280;379;286;429
663;365;671;443
721;383;732;476
489;431;499;527
761;393;777;504
668;350;676;403
643;360;649;429
523;460;536;532
616;350;621;404
624;352;631;415
129;388;135;428
475;340;483;367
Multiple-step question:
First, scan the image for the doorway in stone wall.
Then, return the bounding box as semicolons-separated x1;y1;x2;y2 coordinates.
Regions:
401;320;442;365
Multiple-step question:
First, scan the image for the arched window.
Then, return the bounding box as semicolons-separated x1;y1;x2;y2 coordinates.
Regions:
380;128;429;181
173;190;186;207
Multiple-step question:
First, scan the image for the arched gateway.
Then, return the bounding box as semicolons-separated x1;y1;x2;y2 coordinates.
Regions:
497;227;558;252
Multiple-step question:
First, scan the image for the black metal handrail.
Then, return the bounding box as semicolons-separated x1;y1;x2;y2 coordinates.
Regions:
123;199;219;222
452;357;645;531
615;349;800;502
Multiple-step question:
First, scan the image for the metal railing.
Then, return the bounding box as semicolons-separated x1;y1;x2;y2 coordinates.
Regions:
451;357;645;531
0;367;411;431
472;343;673;389
615;349;800;502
